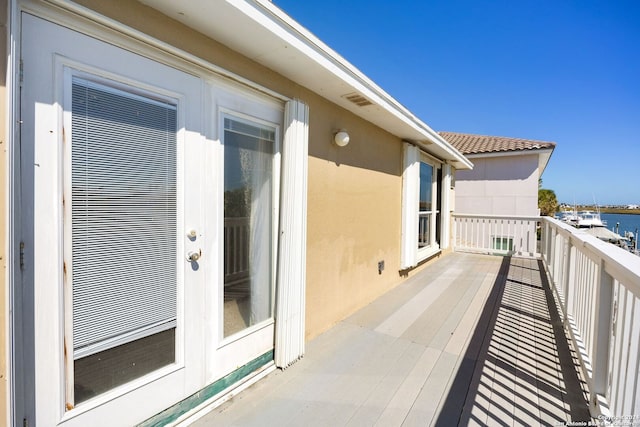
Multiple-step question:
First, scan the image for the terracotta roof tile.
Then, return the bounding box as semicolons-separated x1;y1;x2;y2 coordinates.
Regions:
439;131;556;155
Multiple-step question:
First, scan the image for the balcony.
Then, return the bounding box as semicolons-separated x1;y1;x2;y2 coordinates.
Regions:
189;215;640;426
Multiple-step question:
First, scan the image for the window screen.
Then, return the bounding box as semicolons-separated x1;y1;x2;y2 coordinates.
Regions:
71;76;177;358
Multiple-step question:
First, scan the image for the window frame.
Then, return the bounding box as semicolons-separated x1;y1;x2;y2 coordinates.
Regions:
401;144;443;269
417;154;440;259
492;236;514;253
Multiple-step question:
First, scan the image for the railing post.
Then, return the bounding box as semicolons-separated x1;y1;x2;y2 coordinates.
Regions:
589;261;613;417
560;239;572;323
452;216;456;249
540;219;547;260
540;220;551;265
566;246;578;331
549;227;556;277
554;232;564;286
548;225;554;273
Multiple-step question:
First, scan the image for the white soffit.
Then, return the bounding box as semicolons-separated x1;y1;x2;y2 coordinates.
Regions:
538;149;554;176
138;0;472;170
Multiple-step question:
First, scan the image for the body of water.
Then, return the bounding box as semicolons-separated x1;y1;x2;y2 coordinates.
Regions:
601;213;640;237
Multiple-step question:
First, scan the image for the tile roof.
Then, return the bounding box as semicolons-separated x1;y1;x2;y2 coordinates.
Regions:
439;131;556;155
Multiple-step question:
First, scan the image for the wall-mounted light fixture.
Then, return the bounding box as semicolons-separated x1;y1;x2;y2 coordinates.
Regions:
334;130;350;147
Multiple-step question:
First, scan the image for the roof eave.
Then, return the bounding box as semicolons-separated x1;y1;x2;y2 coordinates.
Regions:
537;148;554;176
138;0;472;169
465;147;555;175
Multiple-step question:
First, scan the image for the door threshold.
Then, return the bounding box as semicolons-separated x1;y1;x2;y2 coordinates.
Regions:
139;351;275;427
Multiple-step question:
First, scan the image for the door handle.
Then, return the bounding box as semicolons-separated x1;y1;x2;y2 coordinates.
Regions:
186;250;201;262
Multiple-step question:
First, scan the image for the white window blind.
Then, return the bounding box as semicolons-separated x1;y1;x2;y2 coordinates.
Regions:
71;76;177;358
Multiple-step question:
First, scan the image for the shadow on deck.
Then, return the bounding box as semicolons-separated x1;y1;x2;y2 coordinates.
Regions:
192;253;590;426
434;256;591;426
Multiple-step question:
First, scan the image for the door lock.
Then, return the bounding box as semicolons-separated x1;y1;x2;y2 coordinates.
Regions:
186;250;201;262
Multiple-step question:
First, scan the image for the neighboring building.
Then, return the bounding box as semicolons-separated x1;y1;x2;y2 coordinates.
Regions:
0;1;472;426
440;132;556;217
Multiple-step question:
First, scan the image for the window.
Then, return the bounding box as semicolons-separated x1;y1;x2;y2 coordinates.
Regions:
401;144;443;269
223;116;277;337
69;76;178;403
417;157;439;256
418;162;433;248
492;236;514;252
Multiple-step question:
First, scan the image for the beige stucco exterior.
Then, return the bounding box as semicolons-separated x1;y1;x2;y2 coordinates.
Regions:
305;100;405;337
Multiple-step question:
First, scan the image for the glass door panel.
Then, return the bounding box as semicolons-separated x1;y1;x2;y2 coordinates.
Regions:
223;117;276;337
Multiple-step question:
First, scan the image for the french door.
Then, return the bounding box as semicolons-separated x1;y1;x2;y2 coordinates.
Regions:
19;13;280;426
21;13;205;426
204;84;281;382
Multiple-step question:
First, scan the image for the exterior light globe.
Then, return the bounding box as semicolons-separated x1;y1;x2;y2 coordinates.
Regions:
334;131;350;147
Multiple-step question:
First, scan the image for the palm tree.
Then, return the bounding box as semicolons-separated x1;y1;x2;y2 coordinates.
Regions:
538;188;559;216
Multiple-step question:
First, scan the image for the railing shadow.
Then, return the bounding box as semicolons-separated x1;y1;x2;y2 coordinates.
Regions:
433;256;590;426
537;259;591;420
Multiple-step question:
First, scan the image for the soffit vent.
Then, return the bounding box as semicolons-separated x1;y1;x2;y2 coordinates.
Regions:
342;92;373;107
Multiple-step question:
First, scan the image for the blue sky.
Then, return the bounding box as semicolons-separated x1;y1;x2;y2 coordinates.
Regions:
273;0;640;205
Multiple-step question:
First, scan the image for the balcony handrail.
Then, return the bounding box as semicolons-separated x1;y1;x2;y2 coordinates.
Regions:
540;216;640;419
453;213;541;221
452;212;539;256
543;217;640;295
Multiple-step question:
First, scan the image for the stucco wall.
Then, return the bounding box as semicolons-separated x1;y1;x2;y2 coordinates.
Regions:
455;154;540;216
305;97;404;337
67;0;429;339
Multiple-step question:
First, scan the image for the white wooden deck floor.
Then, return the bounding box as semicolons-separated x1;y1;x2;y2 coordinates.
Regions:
191;253;590;426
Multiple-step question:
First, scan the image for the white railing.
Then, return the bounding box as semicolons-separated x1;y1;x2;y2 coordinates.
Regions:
452;213;640;418
452;213;539;256
224;217;250;285
540;216;640;419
